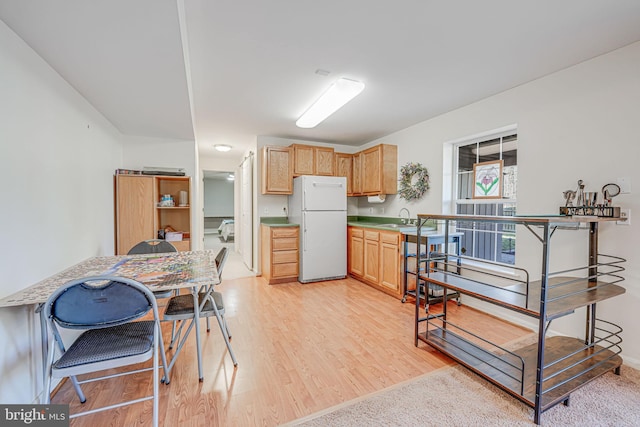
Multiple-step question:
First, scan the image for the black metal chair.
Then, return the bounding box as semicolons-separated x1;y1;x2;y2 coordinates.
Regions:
163;247;237;382
42;276;168;426
128;239;178;299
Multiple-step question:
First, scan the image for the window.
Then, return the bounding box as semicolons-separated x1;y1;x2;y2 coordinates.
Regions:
451;127;517;264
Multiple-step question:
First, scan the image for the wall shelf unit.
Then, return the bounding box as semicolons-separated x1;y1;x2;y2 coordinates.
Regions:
414;214;625;425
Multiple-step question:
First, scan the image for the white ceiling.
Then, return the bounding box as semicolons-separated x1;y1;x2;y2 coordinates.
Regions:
2;1;640;164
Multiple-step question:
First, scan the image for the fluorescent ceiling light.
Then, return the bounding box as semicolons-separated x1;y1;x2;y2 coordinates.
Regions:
296;77;365;128
214;144;232;152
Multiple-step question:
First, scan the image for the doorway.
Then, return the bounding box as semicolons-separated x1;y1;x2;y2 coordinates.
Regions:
202;169;254;279
203;170;235;244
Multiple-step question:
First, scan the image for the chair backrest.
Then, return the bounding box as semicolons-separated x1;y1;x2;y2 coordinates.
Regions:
215;247;229;280
128;239;178;255
45;276;156;330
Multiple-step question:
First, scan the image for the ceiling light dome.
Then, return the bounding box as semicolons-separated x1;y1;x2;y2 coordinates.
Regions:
214;144;232;152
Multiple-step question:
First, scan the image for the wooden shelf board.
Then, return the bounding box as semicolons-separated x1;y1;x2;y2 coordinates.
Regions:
422;272;625;320
421;330;622;410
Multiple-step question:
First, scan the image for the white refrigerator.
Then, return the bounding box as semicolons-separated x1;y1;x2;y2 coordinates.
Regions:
289;175;347;283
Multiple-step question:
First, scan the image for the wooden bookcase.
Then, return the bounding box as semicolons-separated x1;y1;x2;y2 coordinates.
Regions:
115;174;192;254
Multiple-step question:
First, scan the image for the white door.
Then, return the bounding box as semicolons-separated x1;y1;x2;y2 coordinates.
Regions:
240;155;253;269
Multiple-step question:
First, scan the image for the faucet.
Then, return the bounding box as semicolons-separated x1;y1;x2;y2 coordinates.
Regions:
398;207;410;224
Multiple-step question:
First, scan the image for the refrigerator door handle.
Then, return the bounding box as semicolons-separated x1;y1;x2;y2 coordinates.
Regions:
312;182;343;188
303;212;307;251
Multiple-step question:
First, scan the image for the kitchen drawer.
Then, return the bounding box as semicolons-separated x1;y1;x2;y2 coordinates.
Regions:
380;232;400;245
273;262;298;278
364;230;379;241
272;227;299;238
273;237;298;251
351;228;364;238
273;249;298;264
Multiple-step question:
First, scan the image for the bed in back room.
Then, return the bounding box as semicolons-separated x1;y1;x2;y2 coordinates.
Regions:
218;219;234;241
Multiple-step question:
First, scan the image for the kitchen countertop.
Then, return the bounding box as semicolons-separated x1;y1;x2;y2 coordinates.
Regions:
347;215;436;234
260;215;447;234
260;217;299;227
348;221;419;232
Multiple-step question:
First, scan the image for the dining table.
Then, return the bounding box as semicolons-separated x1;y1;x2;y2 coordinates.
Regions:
0;250;220;392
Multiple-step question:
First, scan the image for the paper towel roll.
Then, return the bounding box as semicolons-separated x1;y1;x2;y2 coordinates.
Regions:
367;195;386;203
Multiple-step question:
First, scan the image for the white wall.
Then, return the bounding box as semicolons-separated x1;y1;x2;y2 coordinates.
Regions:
204;178;234;217
121;135;199;248
364;41;640;364
0;20;123;403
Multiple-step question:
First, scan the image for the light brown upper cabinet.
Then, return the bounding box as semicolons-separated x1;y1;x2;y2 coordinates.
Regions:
261;146;293;195
352;152;363;196
334;153;353;195
260;143;396;197
291;144;334;176
361;144;398;196
334;144;397;197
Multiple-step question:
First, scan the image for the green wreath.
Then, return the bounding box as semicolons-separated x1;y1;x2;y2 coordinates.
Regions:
398;162;430;201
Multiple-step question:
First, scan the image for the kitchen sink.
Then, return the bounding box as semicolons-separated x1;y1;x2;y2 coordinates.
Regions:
378;223;415;229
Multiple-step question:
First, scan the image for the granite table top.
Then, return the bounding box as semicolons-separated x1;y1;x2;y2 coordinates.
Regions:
0;250;220;308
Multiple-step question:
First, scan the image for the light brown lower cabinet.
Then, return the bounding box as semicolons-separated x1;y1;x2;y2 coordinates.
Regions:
363;230;380;283
348;228;364;277
261;225;299;284
348;226;401;298
379;232;401;292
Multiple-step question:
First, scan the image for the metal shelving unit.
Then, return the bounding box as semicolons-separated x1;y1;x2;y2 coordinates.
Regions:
401;231;462;305
414;214;625;425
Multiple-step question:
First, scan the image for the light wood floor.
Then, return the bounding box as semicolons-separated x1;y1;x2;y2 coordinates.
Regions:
52;276;531;426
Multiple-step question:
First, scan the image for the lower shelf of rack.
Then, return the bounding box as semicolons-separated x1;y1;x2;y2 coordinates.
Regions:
422;272;626;320
402;285;460;304
419;331;622;411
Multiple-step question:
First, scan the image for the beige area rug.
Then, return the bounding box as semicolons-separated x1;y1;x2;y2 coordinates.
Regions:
287;360;640;426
